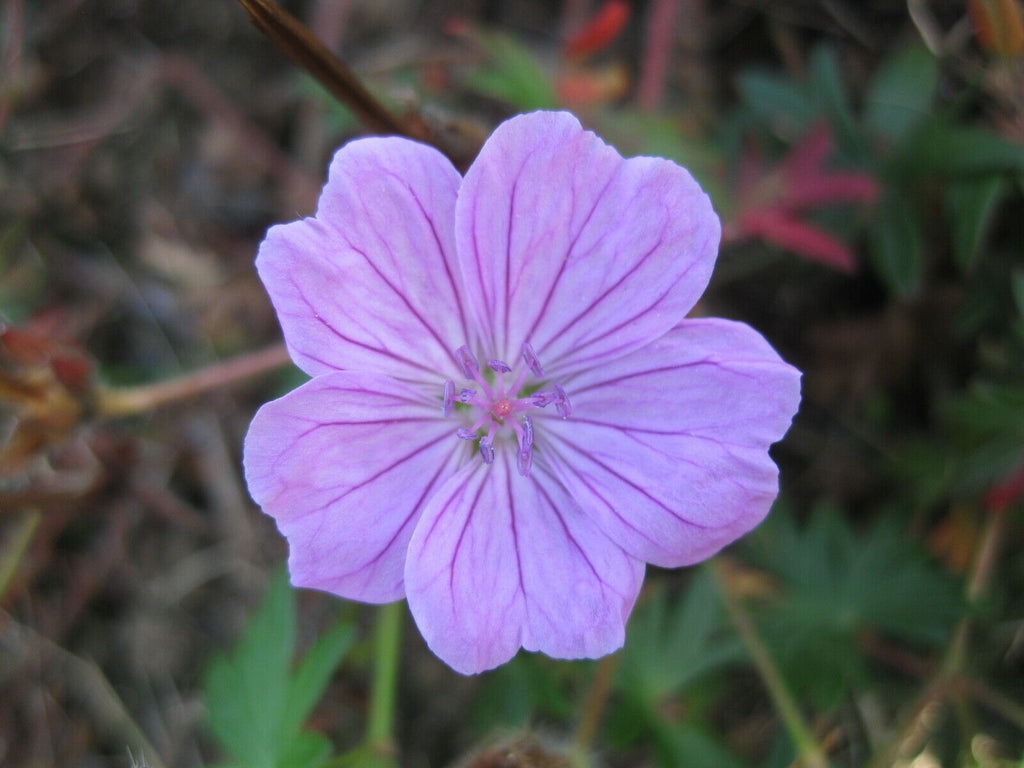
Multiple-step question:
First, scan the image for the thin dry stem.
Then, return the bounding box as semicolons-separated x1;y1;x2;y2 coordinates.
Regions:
96;343;291;417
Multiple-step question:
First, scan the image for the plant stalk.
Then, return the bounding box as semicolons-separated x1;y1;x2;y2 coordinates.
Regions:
366;601;403;755
712;558;829;768
95;343;291;417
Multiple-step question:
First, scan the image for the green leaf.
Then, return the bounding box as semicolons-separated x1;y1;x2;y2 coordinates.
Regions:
743;506;964;706
864;43;939;145
1012;269;1024;317
808;45;862;161
946;176;1006;269
471;654;579;733
651;720;750;768
868;189;924;297
618;568;743;705
203;567;355;768
892;121;1024;179
610;570;747;768
326;743;402;768
461;30;556;111
938;382;1024;492
278;732;332;768
205;568;296;768
735;70;817;137
281;618;356;739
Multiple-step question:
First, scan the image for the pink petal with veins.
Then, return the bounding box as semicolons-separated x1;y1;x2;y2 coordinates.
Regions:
455;111;720;377
405;453;644;674
244;372;465;603
257;137;470;381
543;319;801;567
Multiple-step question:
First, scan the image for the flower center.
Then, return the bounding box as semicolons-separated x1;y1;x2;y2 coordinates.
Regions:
442;342;571;477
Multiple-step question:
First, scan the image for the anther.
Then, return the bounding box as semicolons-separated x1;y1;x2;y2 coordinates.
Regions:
521;414;534;448
522;343;544;377
517;446;533;477
457;388;476;403
531;391;557;407
457;428;478;440
488;359;511;373
456;346;480;379
479;437;495;464
554;384;572;419
442;380;455;417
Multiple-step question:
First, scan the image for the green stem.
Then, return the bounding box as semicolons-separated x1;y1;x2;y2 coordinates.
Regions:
712;559;829;768
0;511;39;602
866;505;1009;768
573;652;620;768
366;601;403;754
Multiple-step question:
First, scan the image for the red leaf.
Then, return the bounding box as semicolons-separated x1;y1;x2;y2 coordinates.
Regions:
564;0;631;60
738;209;857;272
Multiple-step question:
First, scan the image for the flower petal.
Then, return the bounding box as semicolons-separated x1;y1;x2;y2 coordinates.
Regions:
404;453;644;675
455;110;720;376
542;319;801;568
257;137;469;380
243;371;464;603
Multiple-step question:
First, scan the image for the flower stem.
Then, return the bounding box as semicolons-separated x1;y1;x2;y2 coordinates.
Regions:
712;558;829;768
865;504;1010;768
573;652;620;768
0;511;39;602
366;601;403;755
95;343;291;417
232;0;471;169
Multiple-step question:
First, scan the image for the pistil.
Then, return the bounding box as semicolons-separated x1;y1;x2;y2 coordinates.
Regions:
442;343;571;477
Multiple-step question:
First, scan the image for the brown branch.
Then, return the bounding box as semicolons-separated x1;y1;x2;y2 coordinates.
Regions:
233;0;468;167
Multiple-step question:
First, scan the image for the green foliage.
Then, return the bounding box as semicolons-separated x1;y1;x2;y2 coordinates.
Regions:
459;29;556;111
863;42;939;146
742;507;964;707
946;176;1007;269
935;383;1024;493
733;39;1022;297
471;653;581;734
869;188;924;296
618;568;743;704
203;568;356;768
608;569;747;768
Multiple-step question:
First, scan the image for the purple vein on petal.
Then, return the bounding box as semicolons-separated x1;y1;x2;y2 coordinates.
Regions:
531;466;604;584
344;237;454;361
278;427;454;517
541;445;669;548
503;461;528;601
286;273;439;378
348;172;468;369
543;231;668;346
520;167;619;353
544;429;715;530
327;446;462;582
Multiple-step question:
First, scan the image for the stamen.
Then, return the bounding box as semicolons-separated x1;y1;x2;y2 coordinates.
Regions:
554;384;572;419
521;414;534;448
456;346;480;379
442;380;455;417
443;342;569;475
522;343;544;377
479;436;495;464
531;391;557;407
517;446;533;477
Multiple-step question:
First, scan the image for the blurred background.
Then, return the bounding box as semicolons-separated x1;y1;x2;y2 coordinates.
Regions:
1;1;1023;766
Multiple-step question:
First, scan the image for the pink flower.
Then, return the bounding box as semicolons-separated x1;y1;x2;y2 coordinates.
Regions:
244;111;801;674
